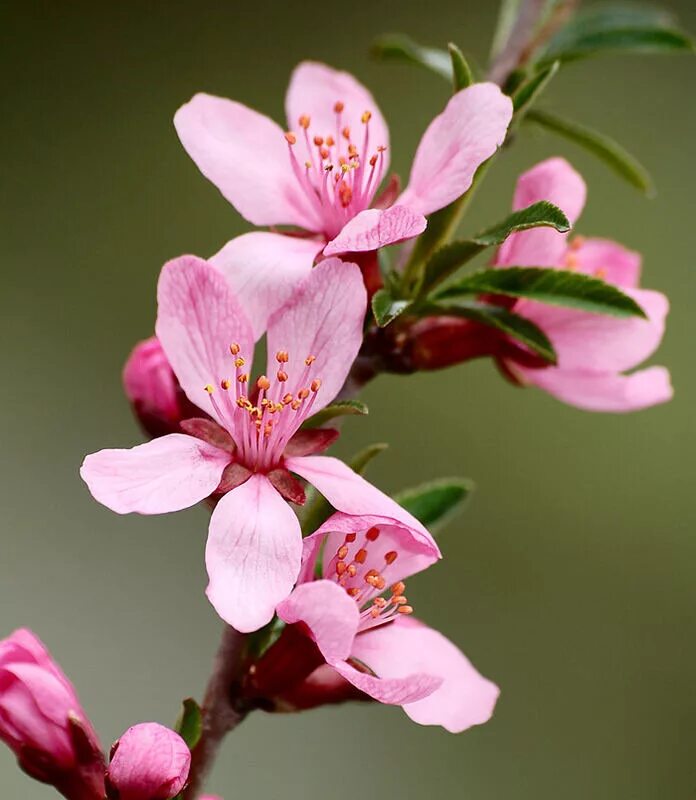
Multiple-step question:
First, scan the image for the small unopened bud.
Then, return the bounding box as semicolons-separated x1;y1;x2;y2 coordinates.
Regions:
106;723;190;800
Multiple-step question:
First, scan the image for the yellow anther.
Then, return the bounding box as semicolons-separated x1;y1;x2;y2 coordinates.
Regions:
298;388;310;400
398;605;414;615
384;551;398;565
313;135;324;146
361;110;372;124
337;545;349;560
326;135;335;147
342;126;351;140
204;384;214;394
334;101;345;113
238;373;248;384
370;607;381;618
298;115;311;129
345;532;357;543
305;161;312;169
291;400;301;410
282;392;293;405
319;147;330;160
230;343;241;355
347;587;360;597
354;548;367;564
305;355;316;365
311;379;322;392
336;561;347;576
373;597;387;609
234;357;245;368
284;131;297;145
257;375;271;391
369;154;378;167
220;378;231;390
276;350;289;363
277;370;288;382
391;581;406;596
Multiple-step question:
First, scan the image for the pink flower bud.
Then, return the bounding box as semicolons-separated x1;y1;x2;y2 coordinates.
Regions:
122;337;185;438
0;629;104;799
106;723;191;800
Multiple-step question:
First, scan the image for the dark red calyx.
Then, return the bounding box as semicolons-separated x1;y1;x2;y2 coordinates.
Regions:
180;418;236;453
283;427;339;457
267;468;306;505
216;462;253;494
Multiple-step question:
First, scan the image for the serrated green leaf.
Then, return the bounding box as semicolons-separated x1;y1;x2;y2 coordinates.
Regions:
537;3;694;64
394;478;474;534
448;43;474;90
435;266;647;318
372;288;411;327
426;298;557;363
512;61;560;114
372;34;451;80
417;201;570;295
304;400;368;429
524;108;654;195
300;444;388;535
175;698;202;751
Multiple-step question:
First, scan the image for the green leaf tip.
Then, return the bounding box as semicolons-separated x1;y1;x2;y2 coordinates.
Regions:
372;288;411;327
175;698;203;751
304;399;369;429
394;477;474;534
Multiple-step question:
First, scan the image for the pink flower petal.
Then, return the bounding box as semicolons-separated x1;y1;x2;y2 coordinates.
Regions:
351;617;500;732
277;580;360;662
286;455;439;552
285;61;390;174
123;337;180;425
398;83;512;217
332;658;441;706
265;259;366;413
496;157;586;268
174;93;317;228
568;237;641;288
205;475;302;632
80;434;229;515
155;255;254;422
323;206;426;255
209;232;322;341
516;364;673;412
298;512;440;586
519;288;668;373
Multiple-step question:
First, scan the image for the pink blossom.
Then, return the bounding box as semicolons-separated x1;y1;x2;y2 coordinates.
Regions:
106;723;190;800
495;157;672;411
81;256;437;632
0;629;104;798
275;513;498;733
174;61;512;280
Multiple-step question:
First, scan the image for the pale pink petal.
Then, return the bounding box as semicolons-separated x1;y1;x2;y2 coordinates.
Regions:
351;617;500;732
286;455;439;554
496;157;587;267
333;658;441;706
285;61;390;173
323;206;426;255
155;255;254;422
276;580;359;662
205;475;302;633
209;232;322;340
569;237;641;288
265;259;366;412
298;512;440;586
519;288;668;373
398;83;512;217
516;364;673;412
80;434;229;515
174;93;317;228
123;337;180;424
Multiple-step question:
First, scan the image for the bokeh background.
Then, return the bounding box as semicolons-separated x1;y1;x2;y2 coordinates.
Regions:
2;1;695;797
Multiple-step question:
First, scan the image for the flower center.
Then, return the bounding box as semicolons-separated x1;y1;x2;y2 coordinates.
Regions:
284;101;387;239
325;526;414;632
204;344;321;472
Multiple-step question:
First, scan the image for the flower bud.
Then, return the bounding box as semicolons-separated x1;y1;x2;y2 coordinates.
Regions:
408;316;504;371
123;337;199;438
0;629;105;799
106;723;191;800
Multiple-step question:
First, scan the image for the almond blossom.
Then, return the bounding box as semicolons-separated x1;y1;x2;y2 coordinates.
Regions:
174;61;512;296
273;512;498;733
494;157;672;411
81;256;437;632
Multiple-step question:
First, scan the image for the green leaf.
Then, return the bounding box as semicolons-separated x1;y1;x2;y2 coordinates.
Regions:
448;43;474;90
349;442;389;475
175;698;202;751
300;444;388;535
418;201;570;294
303;399;368;429
435;266;647;318
524;108;654;195
372;34;451;80
537;3;694;64
512;61;560;115
372;288;411;327
394;478;474;534
426;299;557;363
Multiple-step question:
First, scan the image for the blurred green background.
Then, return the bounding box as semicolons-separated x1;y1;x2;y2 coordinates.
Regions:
2;1;695;798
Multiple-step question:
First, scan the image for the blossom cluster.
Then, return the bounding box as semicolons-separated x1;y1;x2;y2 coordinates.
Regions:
2;50;672;800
